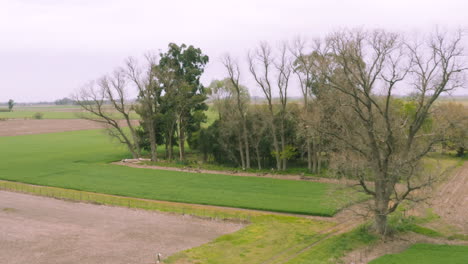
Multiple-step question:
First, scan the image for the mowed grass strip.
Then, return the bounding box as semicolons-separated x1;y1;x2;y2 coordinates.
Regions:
0;129;359;216
369;244;468;264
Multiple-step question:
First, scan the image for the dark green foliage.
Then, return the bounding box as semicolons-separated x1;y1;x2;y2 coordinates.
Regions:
7;99;14;112
54;97;75;105
156;43;209;159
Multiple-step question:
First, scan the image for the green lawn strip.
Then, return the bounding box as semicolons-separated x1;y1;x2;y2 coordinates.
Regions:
0;129;361;216
283;226;378;264
369;244;468;264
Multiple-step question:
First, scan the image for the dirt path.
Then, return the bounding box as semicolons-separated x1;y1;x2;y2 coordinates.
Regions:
0;191;243;264
114;160;369;185
0;119;136;137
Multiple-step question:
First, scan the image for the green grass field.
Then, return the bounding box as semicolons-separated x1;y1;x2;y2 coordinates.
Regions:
0;110;84;119
0;129;361;216
369;244;468;264
1;105;218;124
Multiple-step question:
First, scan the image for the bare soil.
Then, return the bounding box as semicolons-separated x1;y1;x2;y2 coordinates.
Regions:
0;191;243;264
429;162;468;234
0;119;136;137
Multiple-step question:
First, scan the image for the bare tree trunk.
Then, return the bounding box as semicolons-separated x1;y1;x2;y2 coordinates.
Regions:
311;140;317;173
307;138;312;172
317;143;321;175
374;176;390;235
238;134;246;169
255;144;262;170
280;119;286;170
242;120;250;169
271;118;281;171
177;119;186;161
169;136;173;160
147;119;157;162
167;122;175;160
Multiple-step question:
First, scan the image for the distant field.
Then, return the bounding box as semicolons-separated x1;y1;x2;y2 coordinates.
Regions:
369;244;468;264
0;129;361;216
1;105;217;123
0;110;83;119
437;96;468;107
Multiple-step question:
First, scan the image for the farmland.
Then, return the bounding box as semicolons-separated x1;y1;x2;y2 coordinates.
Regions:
0;113;467;263
0;191;242;264
0;128;360;216
1;27;467;264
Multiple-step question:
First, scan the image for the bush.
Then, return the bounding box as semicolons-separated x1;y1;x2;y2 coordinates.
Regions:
33;112;44;119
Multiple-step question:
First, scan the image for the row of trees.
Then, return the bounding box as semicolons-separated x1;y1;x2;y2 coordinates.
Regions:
75;29;467;235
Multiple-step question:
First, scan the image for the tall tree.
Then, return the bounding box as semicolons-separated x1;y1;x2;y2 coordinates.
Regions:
126;54;162;162
222;54;251;169
276;44;292;170
159;43;209;161
73;70;141;159
210;78;250;169
315;29;467;235
248;43;282;170
7;99;14;112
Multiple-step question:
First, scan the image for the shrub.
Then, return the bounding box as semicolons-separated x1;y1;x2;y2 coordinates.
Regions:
33;112;44;119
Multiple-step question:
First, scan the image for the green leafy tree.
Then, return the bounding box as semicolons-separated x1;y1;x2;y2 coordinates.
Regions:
7;99;14;112
159;43;209;160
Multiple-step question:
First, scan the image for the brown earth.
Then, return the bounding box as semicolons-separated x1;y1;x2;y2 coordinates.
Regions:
0;191;243;264
429;162;468;234
0;119;137;137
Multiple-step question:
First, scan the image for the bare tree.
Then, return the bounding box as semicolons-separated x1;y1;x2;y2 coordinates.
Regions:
210;79;246;167
248;42;282;170
291;38;314;172
73;70;141;159
276;44;292;170
126;54;161;162
222;54;251;169
315;29;467;235
248;104;269;170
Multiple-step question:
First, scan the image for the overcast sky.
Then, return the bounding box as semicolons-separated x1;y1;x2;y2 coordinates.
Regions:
1;0;467;102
